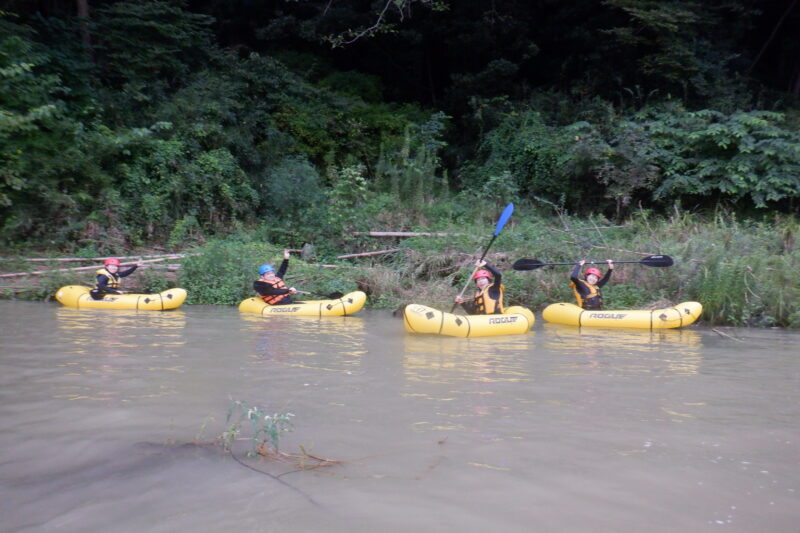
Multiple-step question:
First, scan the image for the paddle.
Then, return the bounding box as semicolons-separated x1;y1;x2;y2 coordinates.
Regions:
450;203;515;312
296;290;345;299
512;254;674;271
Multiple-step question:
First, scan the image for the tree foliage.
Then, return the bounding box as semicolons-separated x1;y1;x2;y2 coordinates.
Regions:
1;1;799;251
467;103;800;215
645;108;800;207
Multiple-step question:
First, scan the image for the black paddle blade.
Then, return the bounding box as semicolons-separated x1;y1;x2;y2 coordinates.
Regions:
512;258;546;271
640;255;673;267
328;291;345;299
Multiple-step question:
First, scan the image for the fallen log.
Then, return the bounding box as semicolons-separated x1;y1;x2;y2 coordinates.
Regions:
337;248;401;259
0;257;172;278
552;226;625;232
1;253;194;263
351;231;462;237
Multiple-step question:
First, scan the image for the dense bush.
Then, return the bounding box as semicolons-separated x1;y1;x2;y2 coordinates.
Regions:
3;1;800;330
0;7;431;249
464;104;800;216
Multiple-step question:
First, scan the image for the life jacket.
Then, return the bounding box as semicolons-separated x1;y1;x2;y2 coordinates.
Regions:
571;279;603;310
95;268;121;289
473;284;505;314
259;277;290;305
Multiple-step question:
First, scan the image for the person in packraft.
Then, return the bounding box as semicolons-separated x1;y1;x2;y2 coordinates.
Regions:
254;250;297;305
570;259;614;310
91;258;144;300
454;259;505;315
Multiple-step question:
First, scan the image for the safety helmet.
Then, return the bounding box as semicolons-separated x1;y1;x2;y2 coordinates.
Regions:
473;269;492;280
585;267;602;278
258;264;274;276
104;258;121;266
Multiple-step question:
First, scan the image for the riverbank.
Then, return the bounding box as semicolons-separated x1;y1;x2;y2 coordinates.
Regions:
2;210;798;327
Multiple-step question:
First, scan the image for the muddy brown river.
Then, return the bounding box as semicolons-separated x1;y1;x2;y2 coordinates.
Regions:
1;301;798;532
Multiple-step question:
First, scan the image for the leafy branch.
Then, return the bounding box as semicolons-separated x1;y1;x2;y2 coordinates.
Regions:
324;0;449;47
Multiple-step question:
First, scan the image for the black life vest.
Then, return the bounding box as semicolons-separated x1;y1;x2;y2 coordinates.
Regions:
473;284;505;314
95;268;121;289
571;279;603;310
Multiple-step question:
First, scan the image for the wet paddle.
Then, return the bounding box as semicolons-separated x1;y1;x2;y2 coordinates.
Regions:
512;254;674;271
450;203;515;312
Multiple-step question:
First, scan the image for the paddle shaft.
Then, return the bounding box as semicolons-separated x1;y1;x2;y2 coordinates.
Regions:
541;260;624;266
512;255;673;271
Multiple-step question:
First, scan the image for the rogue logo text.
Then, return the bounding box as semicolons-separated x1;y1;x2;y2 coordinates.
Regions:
588;313;628;319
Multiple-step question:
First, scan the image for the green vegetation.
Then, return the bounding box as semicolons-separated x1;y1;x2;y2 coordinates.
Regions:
215;400;340;474
1;2;799;327
221;400;294;456
28;206;792;327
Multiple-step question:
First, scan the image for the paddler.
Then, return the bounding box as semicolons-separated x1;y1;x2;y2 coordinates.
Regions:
570;259;614;310
254;249;297;305
454;259;505;315
90;257;144;300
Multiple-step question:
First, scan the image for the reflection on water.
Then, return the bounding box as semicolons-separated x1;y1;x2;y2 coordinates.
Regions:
54;307;188;403
400;325;707;434
3;303;799;533
401;325;704;383
541;323;704;377
239;314;368;372
56;307;187;353
403;334;535;385
401;334;538;435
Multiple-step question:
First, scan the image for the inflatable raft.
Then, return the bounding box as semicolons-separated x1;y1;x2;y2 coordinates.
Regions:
542;301;702;329
403;304;535;337
55;285;187;310
238;291;366;317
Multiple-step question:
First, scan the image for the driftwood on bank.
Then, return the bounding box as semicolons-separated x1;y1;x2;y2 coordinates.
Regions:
552;226;624;232
1;253;194;263
0;257;174;278
0;248;383;281
337;248;401;259
351;231;462;237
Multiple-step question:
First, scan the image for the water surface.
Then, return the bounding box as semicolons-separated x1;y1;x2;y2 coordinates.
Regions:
1;302;798;532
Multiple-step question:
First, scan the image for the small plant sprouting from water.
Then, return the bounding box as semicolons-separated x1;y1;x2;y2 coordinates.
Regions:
221;400;294;457
218;400;343;474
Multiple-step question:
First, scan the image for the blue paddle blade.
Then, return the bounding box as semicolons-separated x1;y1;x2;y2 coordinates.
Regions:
494;203;514;236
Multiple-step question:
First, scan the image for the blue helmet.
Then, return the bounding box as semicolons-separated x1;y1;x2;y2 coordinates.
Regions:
258;264;274;276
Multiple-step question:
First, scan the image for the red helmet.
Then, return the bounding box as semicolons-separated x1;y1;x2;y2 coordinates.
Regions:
585;267;602;278
104;258;121;266
473;269;491;280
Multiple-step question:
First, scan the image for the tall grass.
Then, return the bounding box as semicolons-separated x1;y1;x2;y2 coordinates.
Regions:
7;207;798;327
361;207;799;327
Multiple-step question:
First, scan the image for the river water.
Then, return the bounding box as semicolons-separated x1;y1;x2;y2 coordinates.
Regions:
1;301;798;532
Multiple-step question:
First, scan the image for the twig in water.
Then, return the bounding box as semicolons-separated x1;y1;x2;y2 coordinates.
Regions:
711;328;744;342
229;447;322;507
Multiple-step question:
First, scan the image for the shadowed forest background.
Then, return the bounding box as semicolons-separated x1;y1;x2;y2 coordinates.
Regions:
1;0;799;325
